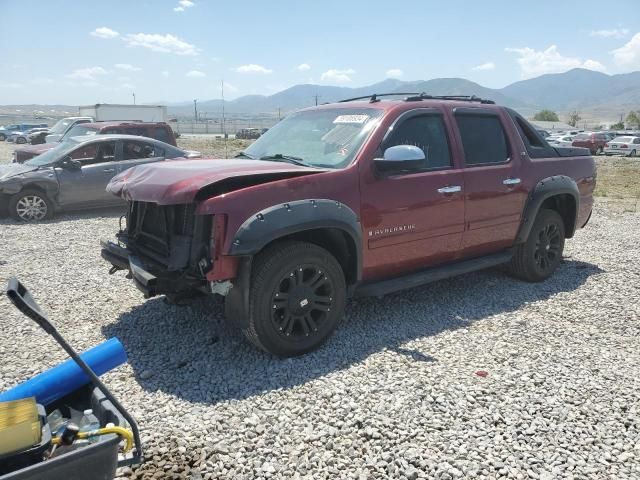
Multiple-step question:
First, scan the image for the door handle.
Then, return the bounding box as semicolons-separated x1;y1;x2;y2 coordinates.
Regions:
437;185;462;194
502;178;521;185
103;168;116;173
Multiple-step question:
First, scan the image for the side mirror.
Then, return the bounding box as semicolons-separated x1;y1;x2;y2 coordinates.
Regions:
374;145;426;174
60;156;81;171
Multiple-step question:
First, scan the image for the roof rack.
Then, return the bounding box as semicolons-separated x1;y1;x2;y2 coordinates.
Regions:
338;93;421;103
337;92;495;105
404;93;495;104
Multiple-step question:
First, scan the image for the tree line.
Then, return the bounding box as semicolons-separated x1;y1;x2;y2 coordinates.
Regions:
532;109;640;130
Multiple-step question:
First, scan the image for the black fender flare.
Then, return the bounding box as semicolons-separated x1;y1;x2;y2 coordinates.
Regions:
515;175;579;243
228;199;362;275
224;199;362;329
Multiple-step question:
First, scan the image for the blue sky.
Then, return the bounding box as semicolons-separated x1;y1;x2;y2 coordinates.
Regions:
1;0;639;105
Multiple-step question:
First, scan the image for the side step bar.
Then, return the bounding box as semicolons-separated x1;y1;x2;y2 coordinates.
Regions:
355;249;513;297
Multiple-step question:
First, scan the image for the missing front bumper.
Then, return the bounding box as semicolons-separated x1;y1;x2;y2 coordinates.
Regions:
100;239;203;299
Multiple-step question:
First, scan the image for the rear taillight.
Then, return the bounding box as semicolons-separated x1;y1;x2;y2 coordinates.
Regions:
621;144;628;149
605;143;609;148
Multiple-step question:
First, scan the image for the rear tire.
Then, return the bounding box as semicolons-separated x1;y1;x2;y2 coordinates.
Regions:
16;137;26;144
243;241;347;357
629;149;637;158
596;146;603;155
0;134;6;141
9;189;54;222
508;209;565;282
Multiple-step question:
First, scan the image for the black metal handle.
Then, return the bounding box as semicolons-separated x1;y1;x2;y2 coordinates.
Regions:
5;278;144;465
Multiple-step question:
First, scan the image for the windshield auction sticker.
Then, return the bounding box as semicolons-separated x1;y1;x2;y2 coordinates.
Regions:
333;115;369;124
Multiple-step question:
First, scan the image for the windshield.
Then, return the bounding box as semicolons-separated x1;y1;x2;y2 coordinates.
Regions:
25;139;80;166
242;108;383;169
63;125;98;139
49;119;72;134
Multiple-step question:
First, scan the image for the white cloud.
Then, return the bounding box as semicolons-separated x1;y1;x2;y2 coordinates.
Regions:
297;63;311;71
91;27;119;39
590;28;629;39
505;45;606;78
385;68;404;78
236;64;273;74
174;0;195;11
186;70;206;77
320;68;355;83
115;63;141;71
612;32;640;69
65;66;109;80
123;33;199;56
161;71;169;77
472;62;495;71
218;82;239;94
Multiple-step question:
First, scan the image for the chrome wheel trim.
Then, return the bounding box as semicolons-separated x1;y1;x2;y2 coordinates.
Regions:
16;195;47;221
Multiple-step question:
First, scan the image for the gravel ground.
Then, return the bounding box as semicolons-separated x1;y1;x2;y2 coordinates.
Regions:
0;139;639;479
0;205;638;479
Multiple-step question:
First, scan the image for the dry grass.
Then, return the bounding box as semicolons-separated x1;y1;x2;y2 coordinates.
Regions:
176;136;253;158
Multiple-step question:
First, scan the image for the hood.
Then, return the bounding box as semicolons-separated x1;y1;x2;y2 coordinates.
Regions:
14;143;56;162
0;163;39;181
107;158;327;205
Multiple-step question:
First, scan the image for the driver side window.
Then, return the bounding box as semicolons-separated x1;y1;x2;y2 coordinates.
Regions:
385;115;452;171
69;141;116;166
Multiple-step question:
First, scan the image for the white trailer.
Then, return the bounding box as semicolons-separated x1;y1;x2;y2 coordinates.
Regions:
78;104;167;123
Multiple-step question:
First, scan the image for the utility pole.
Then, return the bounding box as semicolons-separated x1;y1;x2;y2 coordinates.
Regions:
221;80;228;158
278;107;281;120
193;99;198;121
132;93;136;105
313;94;320;106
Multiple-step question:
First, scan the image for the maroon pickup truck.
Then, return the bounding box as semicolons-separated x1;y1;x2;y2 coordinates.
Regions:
101;94;596;357
12;121;177;163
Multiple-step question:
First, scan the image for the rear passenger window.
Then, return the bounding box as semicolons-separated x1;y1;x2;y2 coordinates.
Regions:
153;127;170;144
455;115;509;165
385;115;452;170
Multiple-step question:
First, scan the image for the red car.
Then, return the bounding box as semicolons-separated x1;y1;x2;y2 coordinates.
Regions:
102;94;596;357
12;121;177;163
571;132;609;155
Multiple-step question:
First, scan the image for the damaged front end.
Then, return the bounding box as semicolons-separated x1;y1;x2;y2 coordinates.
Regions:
101;201;213;298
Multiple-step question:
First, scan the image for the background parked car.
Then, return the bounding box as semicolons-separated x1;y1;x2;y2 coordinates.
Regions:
0;123;48;141
28;128;50;145
0;135;200;221
604;136;640;157
44;117;93;143
236;128;263;139
571;132;609;155
7;127;49;144
12;121;177;163
547;135;575;148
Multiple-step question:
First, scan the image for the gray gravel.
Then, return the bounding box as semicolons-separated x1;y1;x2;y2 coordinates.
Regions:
1;202;639;479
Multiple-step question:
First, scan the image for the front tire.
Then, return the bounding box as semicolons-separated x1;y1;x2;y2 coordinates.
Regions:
9;189;54;222
16;137;26;144
0;134;6;141
508;209;565;282
243;241;347;357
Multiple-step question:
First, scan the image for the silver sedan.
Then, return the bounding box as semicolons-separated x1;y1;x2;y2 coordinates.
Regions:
0;134;200;221
604;136;640;157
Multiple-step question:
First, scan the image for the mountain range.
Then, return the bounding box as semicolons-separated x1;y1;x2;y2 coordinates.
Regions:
2;68;638;123
167;68;640;121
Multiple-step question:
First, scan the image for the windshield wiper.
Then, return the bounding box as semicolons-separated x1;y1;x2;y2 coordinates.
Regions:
235;151;256;159
259;153;308;167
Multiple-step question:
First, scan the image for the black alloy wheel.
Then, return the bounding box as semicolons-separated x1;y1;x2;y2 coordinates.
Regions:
271;263;334;338
242;241;347;357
